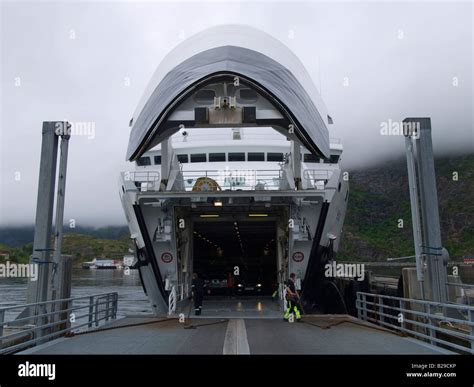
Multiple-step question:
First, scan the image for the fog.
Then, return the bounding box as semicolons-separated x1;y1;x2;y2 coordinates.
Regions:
1;1;472;226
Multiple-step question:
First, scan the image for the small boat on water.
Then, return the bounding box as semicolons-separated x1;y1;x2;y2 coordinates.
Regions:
81;259;118;270
81;261;96;269
95;260;117;270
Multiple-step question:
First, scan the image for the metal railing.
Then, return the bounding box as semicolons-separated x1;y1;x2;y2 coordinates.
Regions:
177;283;186;302
447;282;474;289
0;292;118;354
123;171;161;192
124;168;337;192
168;284;187;316
182;169;284;191
278;283;288;311
369;275;400;293
446;282;474;306
168;287;177;316
303;169;332;189
356;291;474;354
303;169;331;180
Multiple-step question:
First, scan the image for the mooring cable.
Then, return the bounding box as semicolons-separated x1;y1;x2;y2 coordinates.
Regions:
65;315;230;336
183;319;229;330
65;318;172;337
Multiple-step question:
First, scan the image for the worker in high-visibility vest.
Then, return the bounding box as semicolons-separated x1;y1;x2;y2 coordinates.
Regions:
283;273;302;322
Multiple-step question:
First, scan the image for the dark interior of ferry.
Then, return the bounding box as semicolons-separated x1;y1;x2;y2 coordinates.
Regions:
192;221;277;297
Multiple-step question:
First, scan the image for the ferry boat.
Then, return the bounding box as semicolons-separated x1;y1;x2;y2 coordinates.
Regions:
119;25;348;314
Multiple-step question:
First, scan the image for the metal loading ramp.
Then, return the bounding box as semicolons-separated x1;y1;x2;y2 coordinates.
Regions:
19;315;451;355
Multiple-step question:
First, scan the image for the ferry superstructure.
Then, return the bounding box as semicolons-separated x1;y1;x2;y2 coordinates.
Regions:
119;25;348;314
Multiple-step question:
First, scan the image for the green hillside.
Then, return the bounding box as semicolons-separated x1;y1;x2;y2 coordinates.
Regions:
339;155;474;262
0;233;131;265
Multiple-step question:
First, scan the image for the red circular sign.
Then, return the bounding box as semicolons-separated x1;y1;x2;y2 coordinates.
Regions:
161;252;173;263
292;251;304;262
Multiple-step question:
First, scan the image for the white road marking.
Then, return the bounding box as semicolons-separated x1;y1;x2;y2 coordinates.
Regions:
223;319;250;355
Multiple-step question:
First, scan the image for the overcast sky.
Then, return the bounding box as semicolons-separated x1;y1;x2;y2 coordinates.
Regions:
1;1;472;226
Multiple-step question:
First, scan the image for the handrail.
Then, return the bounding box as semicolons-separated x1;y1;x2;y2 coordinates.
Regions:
0;292;116;312
447;282;474;289
124;170;160;182
302;169;331;180
182;169;284;191
4;299;113;325
357;291;474;311
168;286;177;316
122;171;161;192
0;292;118;354
279;283;288;312
177;283;185;302
356;291;474;354
123;166;338;192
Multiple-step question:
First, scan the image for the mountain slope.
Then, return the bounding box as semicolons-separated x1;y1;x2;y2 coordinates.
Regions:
339;154;474;262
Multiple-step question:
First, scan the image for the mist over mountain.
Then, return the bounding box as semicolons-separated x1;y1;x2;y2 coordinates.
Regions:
1;155;472;263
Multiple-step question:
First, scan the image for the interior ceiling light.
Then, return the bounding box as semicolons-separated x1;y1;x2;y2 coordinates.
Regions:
248;213;268;217
199;214;219;218
213;200;223;207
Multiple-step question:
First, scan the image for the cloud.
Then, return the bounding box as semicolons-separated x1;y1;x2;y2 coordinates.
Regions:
1;1;472;225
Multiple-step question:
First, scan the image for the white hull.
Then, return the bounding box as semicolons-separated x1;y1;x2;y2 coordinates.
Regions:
119;25;348;314
119;149;348;314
